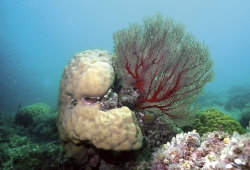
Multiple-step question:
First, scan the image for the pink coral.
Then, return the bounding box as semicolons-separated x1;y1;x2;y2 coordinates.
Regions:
113;14;213;120
152;130;250;169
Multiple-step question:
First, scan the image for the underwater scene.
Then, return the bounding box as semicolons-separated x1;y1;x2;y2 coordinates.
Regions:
0;0;249;169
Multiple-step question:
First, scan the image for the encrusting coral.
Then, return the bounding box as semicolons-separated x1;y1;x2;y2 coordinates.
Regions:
194;108;245;136
152;130;250;169
136;111;181;149
57;49;143;164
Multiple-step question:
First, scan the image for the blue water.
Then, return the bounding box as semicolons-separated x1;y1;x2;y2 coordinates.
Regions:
0;0;250;114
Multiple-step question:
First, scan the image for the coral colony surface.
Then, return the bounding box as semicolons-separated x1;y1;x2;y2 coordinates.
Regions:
152;130;250;169
57;49;143;165
194;108;245;136
1;14;249;169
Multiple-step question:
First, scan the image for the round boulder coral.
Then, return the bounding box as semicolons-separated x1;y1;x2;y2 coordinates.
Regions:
15;103;51;127
57;49;143;165
59;49;115;102
194;108;245;136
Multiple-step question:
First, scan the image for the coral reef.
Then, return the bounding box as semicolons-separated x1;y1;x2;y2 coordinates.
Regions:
240;107;250;129
2;135;66;170
195;91;227;109
137;111;181;149
29;112;59;142
113;14;214;124
152;130;250;169
98;89;119;111
0;113;71;170
218;133;250;169
225;87;250;112
134;111;182;168
194;108;245;136
4;109;147;170
0;113;21;139
118;87;139;109
57;49;143;165
15;103;51;127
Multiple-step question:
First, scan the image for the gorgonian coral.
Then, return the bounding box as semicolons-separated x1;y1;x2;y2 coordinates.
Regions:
113;14;214;122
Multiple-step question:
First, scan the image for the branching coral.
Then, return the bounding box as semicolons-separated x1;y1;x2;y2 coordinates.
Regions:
113;14;214;122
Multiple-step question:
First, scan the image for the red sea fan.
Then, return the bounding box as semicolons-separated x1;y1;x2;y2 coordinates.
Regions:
113;14;214;121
